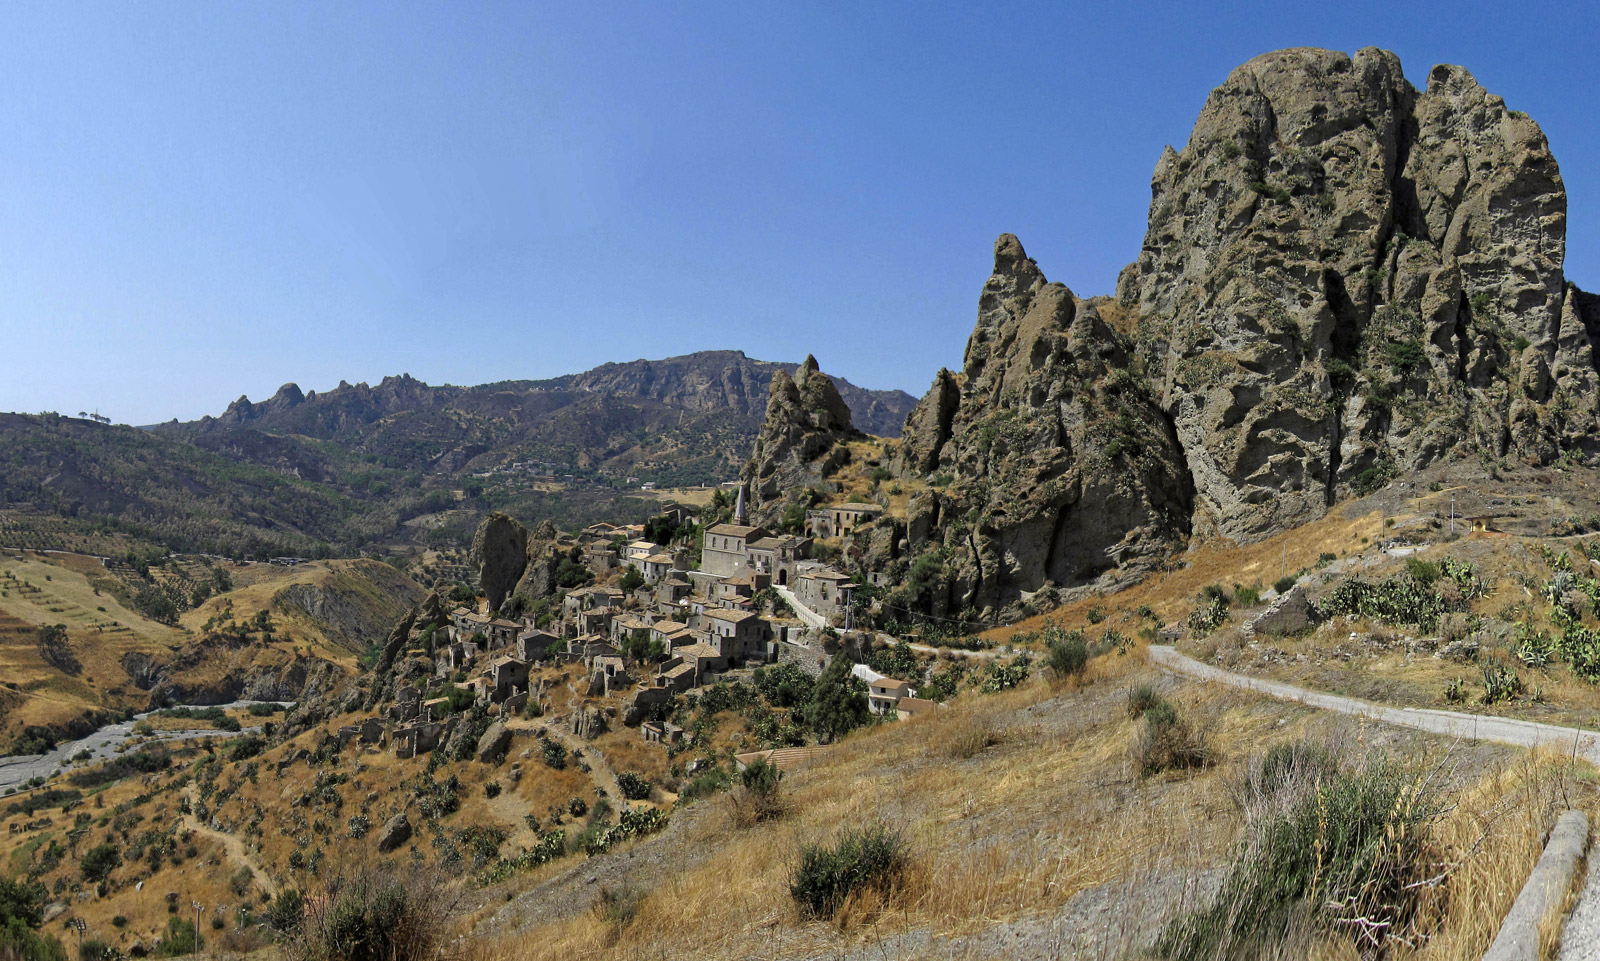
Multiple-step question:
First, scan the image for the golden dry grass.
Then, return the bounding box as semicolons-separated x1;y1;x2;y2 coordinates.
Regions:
459;644;1578;961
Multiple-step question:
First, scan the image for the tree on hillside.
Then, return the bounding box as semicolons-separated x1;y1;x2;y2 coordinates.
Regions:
619;566;644;592
808;656;869;744
36;624;79;675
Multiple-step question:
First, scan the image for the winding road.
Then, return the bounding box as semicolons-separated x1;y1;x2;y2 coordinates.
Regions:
1148;644;1600;956
1147;645;1600;762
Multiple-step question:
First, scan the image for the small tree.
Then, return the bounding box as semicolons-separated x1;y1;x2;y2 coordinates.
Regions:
80;843;121;883
619;566;645;592
808;657;869;743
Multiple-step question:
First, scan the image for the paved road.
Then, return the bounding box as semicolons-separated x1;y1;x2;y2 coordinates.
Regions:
1148;645;1600;763
0;700;287;794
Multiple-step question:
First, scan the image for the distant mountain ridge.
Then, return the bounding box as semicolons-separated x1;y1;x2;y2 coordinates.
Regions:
154;350;914;486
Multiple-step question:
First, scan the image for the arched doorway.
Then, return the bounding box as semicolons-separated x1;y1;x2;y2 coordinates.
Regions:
777;569;788;586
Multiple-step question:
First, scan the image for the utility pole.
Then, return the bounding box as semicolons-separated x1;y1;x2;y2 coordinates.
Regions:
1450;492;1456;536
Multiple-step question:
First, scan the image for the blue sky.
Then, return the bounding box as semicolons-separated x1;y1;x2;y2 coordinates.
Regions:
2;1;1597;424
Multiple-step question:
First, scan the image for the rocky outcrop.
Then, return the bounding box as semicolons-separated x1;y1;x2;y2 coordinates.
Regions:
476;721;512;763
892;236;1193;618
1118;47;1588;540
376;814;412;853
882;46;1600;622
471;513;569;614
741;357;866;524
571;706;607;740
472;513;529;612
1246;586;1318;637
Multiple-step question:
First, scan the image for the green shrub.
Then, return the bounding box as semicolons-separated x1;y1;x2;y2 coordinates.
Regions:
1045;629;1089;679
615;772;651;801
731;759;785;827
293;871;448;961
679;766;733;801
1480;662;1524;704
156;917;200;956
789;825;908;918
1386;339;1425;374
1404;557;1440;587
1319;572;1448;632
1187;596;1228;637
266;890;305;935
1157;761;1442;959
1126;684;1164;718
1272;576;1296;594
79;843;121;883
1135;702;1212;776
1233;584;1262;607
81;939;120;961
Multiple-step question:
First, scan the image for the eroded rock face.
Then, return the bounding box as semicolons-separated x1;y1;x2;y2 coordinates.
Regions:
741;356;865;524
1119;46;1586;539
894;235;1194;617
890;46;1600;609
472;513;529;612
471;514;565;613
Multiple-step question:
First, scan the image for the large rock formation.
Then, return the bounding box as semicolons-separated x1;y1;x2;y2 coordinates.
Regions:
741;356;866;524
886;47;1600;618
1120;46;1585;540
470;513;567;614
894;236;1193;617
471;513;529;612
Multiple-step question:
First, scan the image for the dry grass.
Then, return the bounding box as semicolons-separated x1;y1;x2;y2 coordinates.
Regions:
1400;747;1589;960
466;651;1431;960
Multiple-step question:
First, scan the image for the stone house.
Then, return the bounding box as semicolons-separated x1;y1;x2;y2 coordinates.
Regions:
610;615;655;648
655;659;697;693
806;502;883;540
795;568;856;625
641;553;676;585
583;542;618;576
745;534;811;586
650;620;690;648
641;721;684;745
485;618;521;649
702;608;767;663
865;676;913;715
518;629;560;661
489;656;530;702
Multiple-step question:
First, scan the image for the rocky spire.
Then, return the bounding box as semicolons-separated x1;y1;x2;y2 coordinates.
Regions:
739;357;864;525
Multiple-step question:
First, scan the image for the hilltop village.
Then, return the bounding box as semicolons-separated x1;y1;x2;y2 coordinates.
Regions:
372;485;934;767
